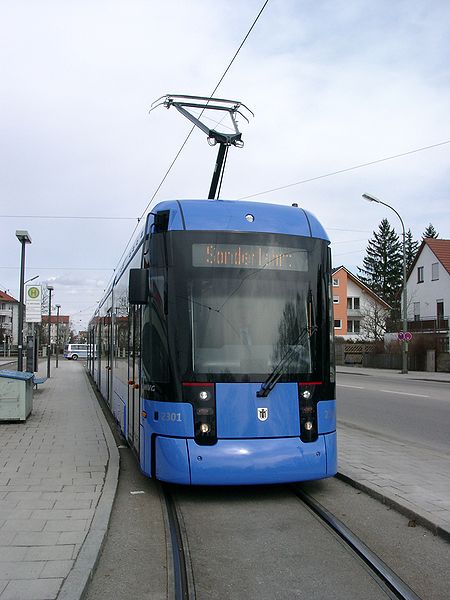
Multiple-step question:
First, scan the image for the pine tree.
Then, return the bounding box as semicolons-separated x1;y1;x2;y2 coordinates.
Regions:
358;219;403;314
405;229;419;272
422;223;439;239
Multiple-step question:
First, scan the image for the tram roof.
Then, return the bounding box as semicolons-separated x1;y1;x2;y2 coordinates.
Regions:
146;199;329;241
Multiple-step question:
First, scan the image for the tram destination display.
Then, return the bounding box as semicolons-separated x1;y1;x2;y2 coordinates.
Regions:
192;243;308;271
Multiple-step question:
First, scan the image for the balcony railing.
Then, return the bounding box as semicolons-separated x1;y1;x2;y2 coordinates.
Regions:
347;308;362;317
407;316;449;333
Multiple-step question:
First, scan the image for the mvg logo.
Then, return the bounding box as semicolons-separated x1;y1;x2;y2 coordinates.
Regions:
257;407;269;421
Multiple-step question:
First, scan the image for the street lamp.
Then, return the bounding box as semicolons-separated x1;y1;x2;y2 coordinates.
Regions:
55;304;61;368
362;193;408;374
16;230;32;371
47;285;54;378
24;274;39;285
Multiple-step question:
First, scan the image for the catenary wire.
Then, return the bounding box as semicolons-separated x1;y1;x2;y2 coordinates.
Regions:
237;139;450;199
139;0;270;221
2;139;445;226
109;0;271;286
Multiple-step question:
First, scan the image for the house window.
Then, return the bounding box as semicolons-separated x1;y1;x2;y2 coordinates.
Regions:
333;296;340;304
0;303;5;310
431;263;439;281
437;300;444;320
334;319;342;329
413;302;420;321
332;278;339;287
417;266;424;283
348;319;360;333
0;315;5;323
347;297;360;310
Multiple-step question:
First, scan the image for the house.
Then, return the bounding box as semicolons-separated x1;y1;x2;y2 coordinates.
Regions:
332;266;391;340
406;238;450;351
0;290;19;345
41;315;71;346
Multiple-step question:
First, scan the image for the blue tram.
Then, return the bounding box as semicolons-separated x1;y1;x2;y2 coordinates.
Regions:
88;198;337;485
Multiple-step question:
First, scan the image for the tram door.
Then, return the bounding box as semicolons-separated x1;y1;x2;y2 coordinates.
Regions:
128;306;141;452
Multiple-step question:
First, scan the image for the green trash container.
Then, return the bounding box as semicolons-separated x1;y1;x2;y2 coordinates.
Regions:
0;370;34;421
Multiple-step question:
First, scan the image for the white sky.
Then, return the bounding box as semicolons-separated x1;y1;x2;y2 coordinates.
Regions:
1;0;449;330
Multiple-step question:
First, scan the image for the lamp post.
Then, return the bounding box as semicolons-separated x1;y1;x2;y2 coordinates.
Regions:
55;304;61;368
24;275;39;285
47;285;54;378
362;193;408;374
15;230;32;371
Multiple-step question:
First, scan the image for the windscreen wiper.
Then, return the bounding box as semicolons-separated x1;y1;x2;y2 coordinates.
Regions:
256;326;317;398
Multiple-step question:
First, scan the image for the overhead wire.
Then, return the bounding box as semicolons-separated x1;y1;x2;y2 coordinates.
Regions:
238;139;450;199
109;0;270;285
139;0;270;221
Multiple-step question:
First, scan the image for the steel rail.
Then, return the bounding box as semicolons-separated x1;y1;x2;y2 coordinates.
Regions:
292;487;422;600
162;486;196;600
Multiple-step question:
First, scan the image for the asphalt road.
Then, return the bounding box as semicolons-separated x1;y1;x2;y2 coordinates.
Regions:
336;372;450;453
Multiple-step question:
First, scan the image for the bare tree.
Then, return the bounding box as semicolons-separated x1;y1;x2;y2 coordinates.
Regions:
360;299;390;341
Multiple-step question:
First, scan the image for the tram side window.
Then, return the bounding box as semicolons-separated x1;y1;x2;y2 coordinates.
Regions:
142;275;169;386
102;316;110;364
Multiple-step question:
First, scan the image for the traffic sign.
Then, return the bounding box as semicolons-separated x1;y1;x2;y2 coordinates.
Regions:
397;331;413;342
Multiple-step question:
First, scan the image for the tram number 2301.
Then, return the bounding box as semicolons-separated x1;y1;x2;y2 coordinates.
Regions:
160;412;182;422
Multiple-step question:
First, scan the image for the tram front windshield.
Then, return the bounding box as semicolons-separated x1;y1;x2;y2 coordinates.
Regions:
155;231;330;383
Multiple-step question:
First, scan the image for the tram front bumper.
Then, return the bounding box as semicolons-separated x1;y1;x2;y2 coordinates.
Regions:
155;433;336;485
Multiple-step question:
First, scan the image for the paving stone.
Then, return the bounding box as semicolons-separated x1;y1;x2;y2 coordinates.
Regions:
0;561;45;580
43;519;89;533
57;531;88;545
24;545;75;562
53;499;93;510
1;577;62;600
2;519;46;532
0;547;27;562
30;509;94;521
40;560;74;579
12;532;60;547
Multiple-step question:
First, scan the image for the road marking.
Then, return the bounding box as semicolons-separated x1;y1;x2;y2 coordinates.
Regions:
379;389;430;398
337;384;365;390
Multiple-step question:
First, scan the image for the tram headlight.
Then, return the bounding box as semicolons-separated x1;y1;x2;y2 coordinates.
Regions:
182;382;216;445
298;382;319;443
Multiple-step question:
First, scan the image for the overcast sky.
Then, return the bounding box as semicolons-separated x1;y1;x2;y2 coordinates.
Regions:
1;0;449;330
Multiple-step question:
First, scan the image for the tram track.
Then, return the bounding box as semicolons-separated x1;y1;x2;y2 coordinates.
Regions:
291;486;422;600
162;484;197;600
170;484;429;600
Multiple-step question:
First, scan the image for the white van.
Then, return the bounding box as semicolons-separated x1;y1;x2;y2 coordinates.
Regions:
64;343;88;360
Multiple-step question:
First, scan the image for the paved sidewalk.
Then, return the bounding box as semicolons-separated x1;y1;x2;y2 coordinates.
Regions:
337;364;450;382
0;361;119;600
336;365;450;539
